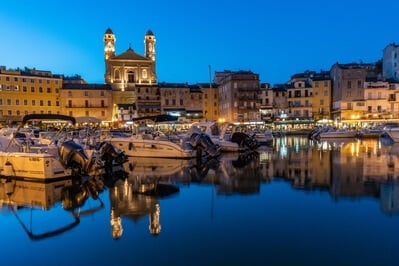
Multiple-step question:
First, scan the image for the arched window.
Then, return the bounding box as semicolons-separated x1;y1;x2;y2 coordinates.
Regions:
115;69;120;80
128;71;135;83
142;69;147;79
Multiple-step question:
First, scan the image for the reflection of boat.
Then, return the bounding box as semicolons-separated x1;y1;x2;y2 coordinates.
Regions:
123;157;195;181
0;177;72;210
0;175;108;240
0;177;79;240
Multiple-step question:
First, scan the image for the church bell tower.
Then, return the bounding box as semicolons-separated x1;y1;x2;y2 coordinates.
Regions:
144;30;156;61
104;28;116;60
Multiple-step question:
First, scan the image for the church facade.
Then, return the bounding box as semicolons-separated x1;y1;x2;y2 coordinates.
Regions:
104;28;159;125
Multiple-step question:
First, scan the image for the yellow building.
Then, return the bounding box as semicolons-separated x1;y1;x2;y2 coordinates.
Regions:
311;71;332;122
61;80;113;126
0;66;62;125
199;83;219;121
160;83;203;122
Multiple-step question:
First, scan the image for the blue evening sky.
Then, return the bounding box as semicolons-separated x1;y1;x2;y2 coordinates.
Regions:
1;0;398;86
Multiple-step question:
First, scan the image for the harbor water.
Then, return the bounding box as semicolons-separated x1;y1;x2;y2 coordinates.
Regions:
1;136;399;266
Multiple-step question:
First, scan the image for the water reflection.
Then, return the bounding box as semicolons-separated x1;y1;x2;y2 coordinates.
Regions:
2;136;399;242
110;158;182;239
270;137;399;215
0;176;107;240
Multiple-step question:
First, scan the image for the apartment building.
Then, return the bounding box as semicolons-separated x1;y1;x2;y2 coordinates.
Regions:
0;66;62;125
310;71;331;122
198;83;219;122
216;70;261;122
330;62;378;123
288;73;313;120
259;83;273;122
61;81;113;124
383;43;399;81
160;83;203;122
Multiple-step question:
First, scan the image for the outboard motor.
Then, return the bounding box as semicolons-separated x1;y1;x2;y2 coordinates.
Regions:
189;132;220;158
231;132;259;150
58;140;104;176
96;141;128;169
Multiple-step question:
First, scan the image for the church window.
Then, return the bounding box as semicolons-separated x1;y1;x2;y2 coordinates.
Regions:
128;72;135;83
142;69;147;79
115;70;120;80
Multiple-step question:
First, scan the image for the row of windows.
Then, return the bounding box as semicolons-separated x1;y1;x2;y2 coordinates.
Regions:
0;85;58;93
68;111;106;117
67;100;105;108
0;110;60;116
0;76;59;84
0;110;106;117
67;91;106;97
0;99;59;106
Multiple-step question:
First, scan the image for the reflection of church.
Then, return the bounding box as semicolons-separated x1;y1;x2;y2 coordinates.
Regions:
104;28;159;125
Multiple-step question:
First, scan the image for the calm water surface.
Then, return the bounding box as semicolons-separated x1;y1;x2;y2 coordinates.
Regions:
1;136;399;266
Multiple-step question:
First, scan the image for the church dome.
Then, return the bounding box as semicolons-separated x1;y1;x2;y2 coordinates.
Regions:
105;28;114;34
146;30;154;36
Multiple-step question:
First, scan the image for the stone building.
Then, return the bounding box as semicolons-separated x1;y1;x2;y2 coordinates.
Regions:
330;62;378;123
103;28;158;125
216;70;261;123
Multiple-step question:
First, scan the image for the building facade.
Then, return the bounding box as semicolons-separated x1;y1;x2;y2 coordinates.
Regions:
0;67;62;125
330;63;378;124
61;81;113;125
311;71;331;122
199;83;219;122
217;70;261;123
103;28;157;125
383;43;399;81
159;83;203;122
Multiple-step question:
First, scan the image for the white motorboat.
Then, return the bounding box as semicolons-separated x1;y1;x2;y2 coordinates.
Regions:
188;121;259;152
247;129;274;146
106;115;220;158
310;126;358;139
0;114;105;181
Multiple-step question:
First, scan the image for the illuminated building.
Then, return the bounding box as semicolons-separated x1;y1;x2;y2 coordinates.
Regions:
216;70;261;123
61;76;113;124
103;28;158;125
199;82;219;122
0;66;62;125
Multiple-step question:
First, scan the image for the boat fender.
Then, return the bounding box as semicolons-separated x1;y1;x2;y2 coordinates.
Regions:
5;179;15;195
3;161;14;177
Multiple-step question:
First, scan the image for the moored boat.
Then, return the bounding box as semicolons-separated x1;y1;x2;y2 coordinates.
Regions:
106;115;220;158
0;114;106;182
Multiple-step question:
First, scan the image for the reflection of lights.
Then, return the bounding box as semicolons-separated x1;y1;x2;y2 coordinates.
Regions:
280;146;287;158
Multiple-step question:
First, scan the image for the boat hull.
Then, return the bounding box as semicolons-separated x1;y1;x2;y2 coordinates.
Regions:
109;138;197;158
319;131;358;139
0;152;72;182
